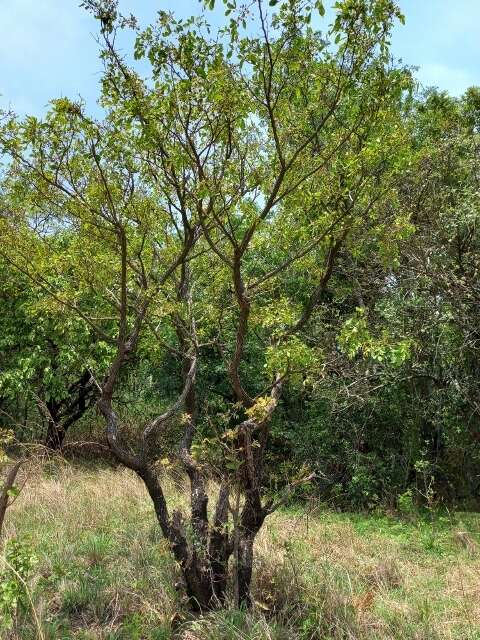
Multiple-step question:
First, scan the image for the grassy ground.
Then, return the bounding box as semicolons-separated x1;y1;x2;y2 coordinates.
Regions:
2;460;480;639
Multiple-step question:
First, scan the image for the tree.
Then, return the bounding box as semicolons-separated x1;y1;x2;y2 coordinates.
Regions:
0;256;106;449
390;87;480;498
298;86;480;507
0;0;408;608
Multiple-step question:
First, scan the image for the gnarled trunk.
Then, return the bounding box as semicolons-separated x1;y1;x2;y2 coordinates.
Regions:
138;463;232;610
44;371;97;450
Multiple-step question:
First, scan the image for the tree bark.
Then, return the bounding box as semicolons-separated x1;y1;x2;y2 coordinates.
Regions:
0;460;22;536
45;401;63;449
44;371;97;450
137;463;217;610
236;534;255;606
208;482;231;604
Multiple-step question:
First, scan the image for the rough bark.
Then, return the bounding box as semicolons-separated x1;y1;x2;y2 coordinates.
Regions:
208;482;232;604
236;534;256;606
0;460;22;536
139;463;221;610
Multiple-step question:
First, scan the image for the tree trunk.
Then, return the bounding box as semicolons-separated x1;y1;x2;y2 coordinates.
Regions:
208;482;231;605
137;464;220;610
236;534;255;606
45;409;66;450
44;371;96;450
0;461;22;536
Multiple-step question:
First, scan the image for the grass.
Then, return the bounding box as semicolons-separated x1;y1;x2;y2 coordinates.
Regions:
2;459;480;639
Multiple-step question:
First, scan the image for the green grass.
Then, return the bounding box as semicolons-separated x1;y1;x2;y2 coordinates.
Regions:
2;461;480;639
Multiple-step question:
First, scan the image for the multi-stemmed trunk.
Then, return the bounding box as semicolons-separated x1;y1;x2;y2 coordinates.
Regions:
137;462;231;609
99;386;277;609
138;460;268;610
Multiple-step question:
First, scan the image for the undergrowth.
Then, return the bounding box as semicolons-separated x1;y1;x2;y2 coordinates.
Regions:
1;461;479;639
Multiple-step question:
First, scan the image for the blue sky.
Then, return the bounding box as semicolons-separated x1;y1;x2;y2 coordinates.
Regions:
1;0;479;117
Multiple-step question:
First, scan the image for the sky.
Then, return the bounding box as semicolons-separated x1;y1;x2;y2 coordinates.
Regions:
0;0;479;117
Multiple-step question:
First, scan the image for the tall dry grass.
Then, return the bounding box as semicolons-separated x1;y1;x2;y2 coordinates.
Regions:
1;460;479;639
